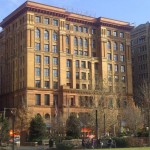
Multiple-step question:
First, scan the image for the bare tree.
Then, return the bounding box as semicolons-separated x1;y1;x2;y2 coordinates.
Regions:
134;80;150;146
122;104;143;135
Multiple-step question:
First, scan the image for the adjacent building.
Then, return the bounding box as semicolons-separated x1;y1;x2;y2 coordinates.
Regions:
0;1;133;133
131;22;150;90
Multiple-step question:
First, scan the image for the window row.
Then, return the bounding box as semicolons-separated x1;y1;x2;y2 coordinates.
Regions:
35;16;96;34
107;30;124;38
35;16;58;26
35;80;59;89
35;43;58;52
35;29;58;41
107;53;125;62
108;75;126;82
35;94;58;106
108;64;125;72
107;41;124;51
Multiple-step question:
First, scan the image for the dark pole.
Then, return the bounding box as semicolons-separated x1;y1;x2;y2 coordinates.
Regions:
104;113;106;136
148;109;150;146
12;113;15;150
95;109;98;139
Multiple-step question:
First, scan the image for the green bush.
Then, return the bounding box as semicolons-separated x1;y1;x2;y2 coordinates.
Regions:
113;137;128;148
56;143;74;150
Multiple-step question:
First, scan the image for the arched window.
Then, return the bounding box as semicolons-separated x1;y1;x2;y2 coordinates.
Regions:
84;39;88;48
74;37;78;46
53;32;57;41
113;42;117;50
35;29;40;38
44;30;49;40
107;41;111;49
79;38;83;47
120;43;124;51
66;36;69;45
45;113;50;120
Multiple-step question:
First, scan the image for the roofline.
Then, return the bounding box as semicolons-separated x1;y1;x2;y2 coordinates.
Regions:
0;1;133;30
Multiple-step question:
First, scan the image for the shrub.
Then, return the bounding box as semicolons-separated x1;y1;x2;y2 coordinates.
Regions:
56;143;74;150
113;137;128;148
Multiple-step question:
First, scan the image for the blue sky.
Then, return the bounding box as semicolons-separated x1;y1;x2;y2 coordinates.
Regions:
0;0;150;27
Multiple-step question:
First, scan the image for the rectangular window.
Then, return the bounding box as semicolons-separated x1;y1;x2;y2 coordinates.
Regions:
44;18;49;24
120;55;125;62
44;94;50;105
114;54;118;61
66;48;70;54
108;64;112;71
114;64;118;72
44;44;49;52
44;56;49;64
44;68;49;77
76;60;79;68
53;19;58;26
74;50;78;55
83;51;88;56
35;43;40;50
35;94;41;105
79;26;83;32
76;72;79;79
66;71;71;79
120;32;124;38
92;40;96;48
79;50;83;55
121;65;125;72
114;75;119;82
53;94;58;106
35;55;41;63
35;68;40;76
107;53;111;60
66;59;71;67
66;24;69;30
81;61;86;68
92;29;96;34
84;27;88;33
95;63;98;70
122;76;126;82
82;72;86;80
74;25;78;31
107;30;111;36
35;16;40;23
53;69;58;77
35;80;41;88
53;57;58;65
44;81;49;88
52;45;57;53
53;81;58;89
113;31;117;36
76;84;80;89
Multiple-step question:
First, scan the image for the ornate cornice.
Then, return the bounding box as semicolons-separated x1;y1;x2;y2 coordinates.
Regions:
0;1;133;31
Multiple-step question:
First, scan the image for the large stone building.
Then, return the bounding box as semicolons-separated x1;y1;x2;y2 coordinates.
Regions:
0;1;133;134
131;22;150;90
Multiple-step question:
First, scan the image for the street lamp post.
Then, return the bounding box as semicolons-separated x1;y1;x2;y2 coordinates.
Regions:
104;113;106;136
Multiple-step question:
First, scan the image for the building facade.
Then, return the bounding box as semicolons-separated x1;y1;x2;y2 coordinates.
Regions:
131;22;150;89
0;1;133;133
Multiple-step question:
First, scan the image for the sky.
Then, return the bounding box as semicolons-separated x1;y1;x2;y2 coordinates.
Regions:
0;0;150;27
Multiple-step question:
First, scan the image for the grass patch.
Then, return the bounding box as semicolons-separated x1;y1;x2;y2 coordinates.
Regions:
99;147;150;150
